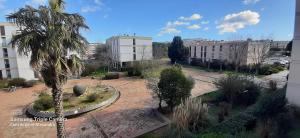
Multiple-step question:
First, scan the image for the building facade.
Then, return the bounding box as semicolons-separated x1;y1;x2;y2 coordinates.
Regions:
185;39;270;66
106;35;153;67
0;22;37;80
287;0;300;106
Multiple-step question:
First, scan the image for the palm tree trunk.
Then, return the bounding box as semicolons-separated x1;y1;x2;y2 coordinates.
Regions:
52;85;65;138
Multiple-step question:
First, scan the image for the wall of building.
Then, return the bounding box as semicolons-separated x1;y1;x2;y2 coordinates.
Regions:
106;36;153;67
287;0;300;106
0;22;37;80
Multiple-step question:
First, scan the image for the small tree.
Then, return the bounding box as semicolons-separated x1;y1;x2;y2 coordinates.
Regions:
158;66;194;111
168;36;189;64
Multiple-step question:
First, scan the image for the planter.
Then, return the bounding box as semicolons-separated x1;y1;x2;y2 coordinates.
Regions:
26;86;120;118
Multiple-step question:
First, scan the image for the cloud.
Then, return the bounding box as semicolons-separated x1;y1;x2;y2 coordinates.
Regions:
179;13;202;21
217;10;260;34
81;0;104;13
243;0;260;5
201;20;210;25
26;0;46;6
158;27;181;36
187;24;201;30
158;20;188;36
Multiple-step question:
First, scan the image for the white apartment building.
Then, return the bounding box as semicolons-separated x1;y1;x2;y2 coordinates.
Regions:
0;22;37;80
106;35;153;68
287;0;300;106
83;43;101;60
185;39;270;66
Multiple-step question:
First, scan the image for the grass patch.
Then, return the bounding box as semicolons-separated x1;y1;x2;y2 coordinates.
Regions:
89;68;108;78
33;85;114;112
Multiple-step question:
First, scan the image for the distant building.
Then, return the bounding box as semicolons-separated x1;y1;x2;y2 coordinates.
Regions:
270;41;289;50
106;35;152;68
0;22;38;80
287;0;300;106
84;43;102;60
185;39;271;66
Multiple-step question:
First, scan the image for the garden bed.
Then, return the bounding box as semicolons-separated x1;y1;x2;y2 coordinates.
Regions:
26;85;120;118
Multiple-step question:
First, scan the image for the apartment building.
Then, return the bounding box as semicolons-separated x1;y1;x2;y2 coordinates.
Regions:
106;35;153;68
0;22;37;80
185;39;270;66
287;0;300;106
83;43;101;60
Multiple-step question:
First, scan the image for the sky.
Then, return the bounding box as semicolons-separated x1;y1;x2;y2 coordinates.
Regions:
0;0;296;43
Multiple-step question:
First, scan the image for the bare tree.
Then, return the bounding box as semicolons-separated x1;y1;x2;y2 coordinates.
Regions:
147;78;163;110
94;44;113;72
251;40;270;74
229;41;248;72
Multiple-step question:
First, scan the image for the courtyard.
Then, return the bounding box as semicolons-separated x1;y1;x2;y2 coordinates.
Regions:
0;67;222;138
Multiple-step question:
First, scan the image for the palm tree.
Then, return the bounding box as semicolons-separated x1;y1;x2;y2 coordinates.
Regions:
7;0;88;137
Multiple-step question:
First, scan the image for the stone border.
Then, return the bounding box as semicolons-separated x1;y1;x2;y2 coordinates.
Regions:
26;85;120;119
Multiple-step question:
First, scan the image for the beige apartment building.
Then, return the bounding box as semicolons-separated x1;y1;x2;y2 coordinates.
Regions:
185;39;270;66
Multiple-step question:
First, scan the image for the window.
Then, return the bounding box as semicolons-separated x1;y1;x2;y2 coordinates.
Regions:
220;45;223;51
212;45;215;51
204;46;207;51
0;26;5;36
3;48;8;57
212;53;214;59
201;51;203;58
1;37;6;47
201;46;203;52
133;46;136;53
133;54;136;60
194;46;196;57
133;38;136;45
4;59;10;68
6;70;11;79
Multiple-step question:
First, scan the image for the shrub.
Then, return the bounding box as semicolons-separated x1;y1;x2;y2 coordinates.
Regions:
81;63;99;77
236;81;261;106
158;67;194;110
172;98;210;136
8;78;26;87
254;87;287;120
33;92;53;111
104;72;119;80
86;93;99;102
268;80;277;91
73;85;86;96
24;80;38;88
214;74;260;106
0;79;8;88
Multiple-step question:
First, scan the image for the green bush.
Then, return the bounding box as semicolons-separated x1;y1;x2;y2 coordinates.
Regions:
0;79;8;88
236;81;261;106
73;85;86;96
214;74;260;106
24;80;38;88
258;64;285;75
158;66;194;110
104;72;119;80
254;87;287;120
8;78;26;87
86;93;99;102
127;67;142;76
33;92;53;111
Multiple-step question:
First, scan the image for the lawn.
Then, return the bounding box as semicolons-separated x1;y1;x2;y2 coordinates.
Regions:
33;85;114;112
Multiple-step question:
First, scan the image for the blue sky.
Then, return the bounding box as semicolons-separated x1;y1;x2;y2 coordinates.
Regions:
0;0;296;42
